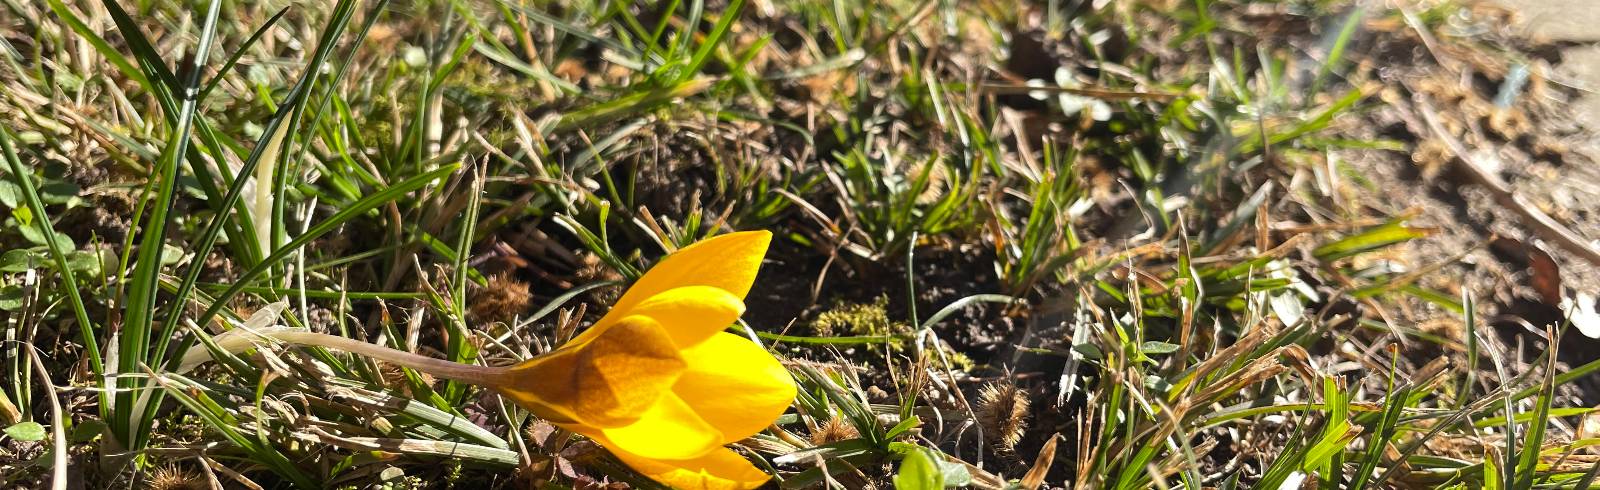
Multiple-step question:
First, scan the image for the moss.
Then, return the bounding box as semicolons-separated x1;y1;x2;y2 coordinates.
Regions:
811;295;909;338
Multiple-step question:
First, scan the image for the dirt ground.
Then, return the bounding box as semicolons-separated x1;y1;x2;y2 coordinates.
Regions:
1348;0;1600;402
1498;0;1600;215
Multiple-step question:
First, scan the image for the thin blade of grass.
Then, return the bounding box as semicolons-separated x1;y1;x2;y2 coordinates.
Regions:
143;369;318;487
1313;218;1430;262
1351;385;1411;489
1513;329;1559;490
1309;7;1364;97
0;128;102;376
114;0;225;450
679;0;746;81
189;163;462;343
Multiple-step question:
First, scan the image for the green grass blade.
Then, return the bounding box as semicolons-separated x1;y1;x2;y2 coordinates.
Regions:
0;128;102;377
1313;218;1429;262
198;6;291;102
43;0;152;92
918;294;1015;330
1352;385;1411;489
154;0;369;374
115;0;225;450
96;0;182;102
145;370;319;487
443;167;484;401
1310;7;1364;98
1513;336;1558;490
679;0;745;82
189;163;462;342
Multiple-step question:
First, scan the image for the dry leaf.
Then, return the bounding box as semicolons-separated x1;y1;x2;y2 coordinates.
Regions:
1020;433;1059;489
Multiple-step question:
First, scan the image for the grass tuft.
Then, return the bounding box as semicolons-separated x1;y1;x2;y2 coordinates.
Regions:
2;0;1596;487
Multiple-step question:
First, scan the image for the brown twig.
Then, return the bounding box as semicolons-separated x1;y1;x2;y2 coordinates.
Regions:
1414;97;1600;268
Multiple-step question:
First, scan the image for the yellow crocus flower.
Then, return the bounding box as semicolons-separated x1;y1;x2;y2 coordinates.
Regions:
489;230;794;489
181;231;794;489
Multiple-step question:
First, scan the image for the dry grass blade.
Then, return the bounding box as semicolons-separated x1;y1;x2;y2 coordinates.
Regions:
25;344;67;490
297;427;520;466
1020;434;1059;490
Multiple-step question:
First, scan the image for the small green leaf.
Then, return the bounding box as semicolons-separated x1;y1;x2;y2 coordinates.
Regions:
937;458;972;487
160;244;186;266
17;223;43;244
1313;219;1429;262
884;416;921;439
17;220;74;251
37;181;79;205
65;249;108;277
4;421;46;441
70;419;105;443
0;180;20;208
0;249;41;272
894;448;944;490
1072;343;1103;360
0;285;24;310
1144;374;1173;392
1141;341;1180;354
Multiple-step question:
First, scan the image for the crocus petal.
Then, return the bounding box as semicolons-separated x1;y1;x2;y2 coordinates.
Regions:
673;332;797;442
598;231;770;328
598;394;722;460
609;445;772;490
622;285;745;348
499;315;685;427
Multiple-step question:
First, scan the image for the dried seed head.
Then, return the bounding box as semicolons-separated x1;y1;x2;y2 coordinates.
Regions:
810;415;861;445
524;419;559;447
304;305;338;332
574;254;624;305
977;382;1030;451
378;362;436;397
144;465;205;490
470;273;532;323
914;162;950;205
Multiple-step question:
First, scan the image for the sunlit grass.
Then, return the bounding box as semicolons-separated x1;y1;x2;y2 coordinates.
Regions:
0;0;1593;488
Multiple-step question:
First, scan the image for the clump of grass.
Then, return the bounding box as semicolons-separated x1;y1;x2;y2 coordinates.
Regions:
3;0;1596;487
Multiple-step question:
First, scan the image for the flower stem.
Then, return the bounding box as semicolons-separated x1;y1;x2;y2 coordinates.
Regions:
253;330;506;383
